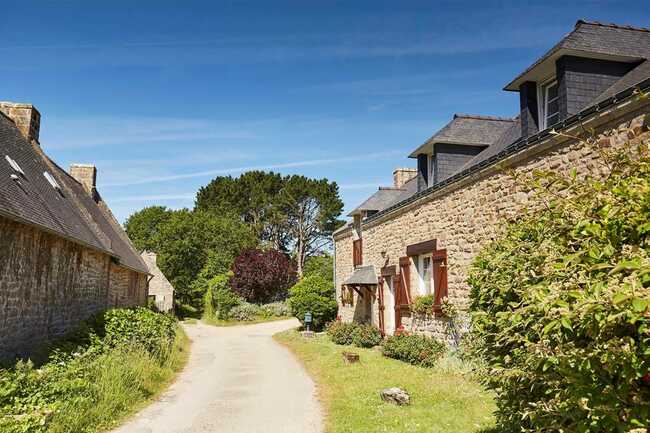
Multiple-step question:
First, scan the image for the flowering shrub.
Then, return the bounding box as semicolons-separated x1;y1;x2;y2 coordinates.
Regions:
260;301;291;317
326;321;357;345
411;295;435;315
351;324;383;348
469;128;650;432
382;333;446;367
229;302;262;321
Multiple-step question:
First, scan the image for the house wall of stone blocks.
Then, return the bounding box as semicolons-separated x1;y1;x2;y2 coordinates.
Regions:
335;100;649;342
0;216;147;360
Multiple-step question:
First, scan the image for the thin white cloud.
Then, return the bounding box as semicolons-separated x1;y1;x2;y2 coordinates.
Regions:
101;150;403;187
109;193;195;203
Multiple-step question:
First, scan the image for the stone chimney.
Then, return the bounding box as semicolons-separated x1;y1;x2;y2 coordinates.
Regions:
393;168;417;189
0;101;41;144
69;164;97;195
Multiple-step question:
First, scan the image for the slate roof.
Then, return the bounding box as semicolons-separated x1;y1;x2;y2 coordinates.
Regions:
347;176;417;216
505;20;650;91
409;114;517;157
340;20;650;235
343;265;378;286
0;113;148;274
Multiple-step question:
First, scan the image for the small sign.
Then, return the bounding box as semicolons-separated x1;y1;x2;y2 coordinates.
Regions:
304;312;313;324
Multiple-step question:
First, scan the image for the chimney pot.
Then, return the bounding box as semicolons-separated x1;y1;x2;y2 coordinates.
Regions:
69;164;97;196
0;101;41;144
393;168;417;189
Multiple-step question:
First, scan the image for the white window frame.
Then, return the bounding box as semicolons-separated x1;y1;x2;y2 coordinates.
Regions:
5;155;25;176
538;77;559;130
427;154;435;187
417;253;433;296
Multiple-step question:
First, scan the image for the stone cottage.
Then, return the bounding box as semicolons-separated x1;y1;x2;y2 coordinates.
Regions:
141;251;175;312
334;20;650;340
0;101;150;360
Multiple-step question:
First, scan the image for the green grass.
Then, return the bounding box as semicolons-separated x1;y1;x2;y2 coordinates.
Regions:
1;327;190;433
49;328;190;433
202;315;292;327
275;330;496;433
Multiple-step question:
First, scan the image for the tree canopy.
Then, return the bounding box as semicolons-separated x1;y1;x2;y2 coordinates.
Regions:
123;205;172;252
195;171;344;275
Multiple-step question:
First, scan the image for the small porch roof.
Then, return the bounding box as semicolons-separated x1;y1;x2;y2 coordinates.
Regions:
343;265;378;286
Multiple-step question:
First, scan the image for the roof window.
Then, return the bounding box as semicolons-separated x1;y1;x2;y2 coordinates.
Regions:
43;171;63;192
5;155;25;176
539;79;560;129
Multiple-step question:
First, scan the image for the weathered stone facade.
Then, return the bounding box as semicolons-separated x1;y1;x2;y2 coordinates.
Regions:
335;98;649;341
0;216;147;359
141;251;175;312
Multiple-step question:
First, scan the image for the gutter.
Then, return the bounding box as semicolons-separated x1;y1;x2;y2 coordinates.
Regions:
364;78;650;227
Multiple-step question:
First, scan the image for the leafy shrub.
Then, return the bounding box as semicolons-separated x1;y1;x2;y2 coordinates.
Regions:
469;130;650;432
382;333;446;367
230;249;298;303
261;301;291;317
303;254;334;282
411;295;435;315
229;302;262;321
0;308;183;433
99;307;177;355
287;276;338;331
326;321;357;345
203;272;242;320
351;324;383;348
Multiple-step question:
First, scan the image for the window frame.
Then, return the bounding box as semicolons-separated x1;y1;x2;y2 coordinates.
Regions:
538;77;559;130
427;154;435;187
417;253;433;296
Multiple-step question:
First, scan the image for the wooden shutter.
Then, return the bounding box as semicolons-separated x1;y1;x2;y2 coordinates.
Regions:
398;257;411;306
432;249;448;314
353;239;362;267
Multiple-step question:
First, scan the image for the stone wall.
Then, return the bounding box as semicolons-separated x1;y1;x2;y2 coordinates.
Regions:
335;101;649;341
141;251;175;312
0;216;147;360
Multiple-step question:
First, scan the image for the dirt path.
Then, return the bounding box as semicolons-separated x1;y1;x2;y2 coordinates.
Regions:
111;319;323;433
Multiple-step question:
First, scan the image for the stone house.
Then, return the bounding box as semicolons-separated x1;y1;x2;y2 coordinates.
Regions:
334;20;650;340
141;251;175;312
0;101;150;360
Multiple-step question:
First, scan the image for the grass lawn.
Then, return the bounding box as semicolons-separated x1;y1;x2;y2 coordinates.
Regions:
275;330;496;433
201;315;292;327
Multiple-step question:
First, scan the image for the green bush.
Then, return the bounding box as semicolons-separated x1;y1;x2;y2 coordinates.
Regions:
469;132;650;432
100;307;177;354
411;295;436;315
287;276;338;331
326;321;357;345
382;333;446;368
229;302;262;321
0;307;183;433
203;272;242;320
260;301;291;317
351;324;383;348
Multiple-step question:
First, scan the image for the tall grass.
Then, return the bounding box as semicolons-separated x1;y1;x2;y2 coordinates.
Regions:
1;324;189;433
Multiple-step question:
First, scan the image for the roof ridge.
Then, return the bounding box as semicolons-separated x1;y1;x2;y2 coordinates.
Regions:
576;19;650;33
453;113;517;122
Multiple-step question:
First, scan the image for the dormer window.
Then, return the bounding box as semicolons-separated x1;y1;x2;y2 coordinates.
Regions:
539;79;559;130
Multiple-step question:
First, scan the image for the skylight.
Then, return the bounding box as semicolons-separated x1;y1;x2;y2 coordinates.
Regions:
43;171;62;191
5;155;25;176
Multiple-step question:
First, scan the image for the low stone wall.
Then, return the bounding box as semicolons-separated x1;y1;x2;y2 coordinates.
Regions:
0;216;146;360
335;101;649;341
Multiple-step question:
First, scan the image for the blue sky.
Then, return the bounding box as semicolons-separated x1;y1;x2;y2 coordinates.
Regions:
2;0;648;222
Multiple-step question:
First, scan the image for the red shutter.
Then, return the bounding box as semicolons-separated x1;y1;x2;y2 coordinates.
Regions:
398;257;411;306
353;239;363;267
432;250;448;314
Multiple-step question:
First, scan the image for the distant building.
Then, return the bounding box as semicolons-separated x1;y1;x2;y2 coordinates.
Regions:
141;251;174;312
334;20;650;340
0;101;149;360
